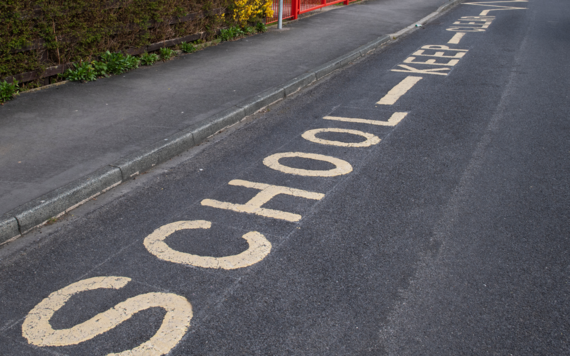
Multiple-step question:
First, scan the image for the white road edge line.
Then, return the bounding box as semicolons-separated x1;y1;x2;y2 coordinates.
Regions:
377;76;423;105
448;32;466;44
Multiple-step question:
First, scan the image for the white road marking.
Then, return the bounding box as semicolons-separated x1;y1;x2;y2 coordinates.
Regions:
22;276;192;356
448;32;466;44
392;65;451;76
263;152;353;177
144;220;271;269
377;76;423;105
301;128;381;147
463;0;528;16
404;57;460;66
202;179;325;222
323;112;408;127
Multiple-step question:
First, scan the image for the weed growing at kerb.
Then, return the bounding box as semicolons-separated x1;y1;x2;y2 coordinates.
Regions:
63;51;140;82
100;51;139;74
220;26;246;41
181;42;197;53
159;47;176;61
256;22;267;33
0;80;19;104
140;53;160;66
63;62;98;82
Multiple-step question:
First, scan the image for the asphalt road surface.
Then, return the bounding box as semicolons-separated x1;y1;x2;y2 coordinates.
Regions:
2;0;570;355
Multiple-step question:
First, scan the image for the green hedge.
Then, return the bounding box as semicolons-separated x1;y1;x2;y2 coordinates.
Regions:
0;0;232;79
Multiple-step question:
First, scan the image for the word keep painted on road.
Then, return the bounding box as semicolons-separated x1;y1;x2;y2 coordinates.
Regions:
20;2;528;355
390;1;528;77
392;45;469;76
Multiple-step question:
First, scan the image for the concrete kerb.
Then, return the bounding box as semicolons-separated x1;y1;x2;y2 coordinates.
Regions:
237;87;286;116
314;50;360;80
191;106;247;145
0;218;19;245
282;73;317;97
357;35;392;56
111;129;196;180
0;0;465;245
0;166;123;243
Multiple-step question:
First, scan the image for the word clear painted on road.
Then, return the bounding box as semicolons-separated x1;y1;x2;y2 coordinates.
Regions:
464;0;528;16
22;277;192;356
392;45;469;76
447;16;496;32
202;179;325;222
144;220;272;270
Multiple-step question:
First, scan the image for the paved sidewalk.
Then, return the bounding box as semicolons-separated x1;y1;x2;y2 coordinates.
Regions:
0;0;448;217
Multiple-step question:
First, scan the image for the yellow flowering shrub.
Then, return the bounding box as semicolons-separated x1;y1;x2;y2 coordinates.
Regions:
232;0;274;26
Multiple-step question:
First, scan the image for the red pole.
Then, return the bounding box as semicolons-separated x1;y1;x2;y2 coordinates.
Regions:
292;0;298;19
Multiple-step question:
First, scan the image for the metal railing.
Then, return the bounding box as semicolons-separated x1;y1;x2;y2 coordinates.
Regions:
267;0;355;23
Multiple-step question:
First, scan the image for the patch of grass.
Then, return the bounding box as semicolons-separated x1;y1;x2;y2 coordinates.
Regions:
0;80;20;104
256;22;268;33
180;42;197;53
220;26;246;41
140;52;160;66
159;47;176;61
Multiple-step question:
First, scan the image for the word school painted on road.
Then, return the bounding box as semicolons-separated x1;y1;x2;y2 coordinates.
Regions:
21;105;394;355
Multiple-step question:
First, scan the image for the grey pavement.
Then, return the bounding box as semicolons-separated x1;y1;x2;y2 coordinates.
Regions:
0;0;450;217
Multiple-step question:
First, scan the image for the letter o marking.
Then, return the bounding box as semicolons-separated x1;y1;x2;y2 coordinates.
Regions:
263;152;353;177
302;128;381;147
